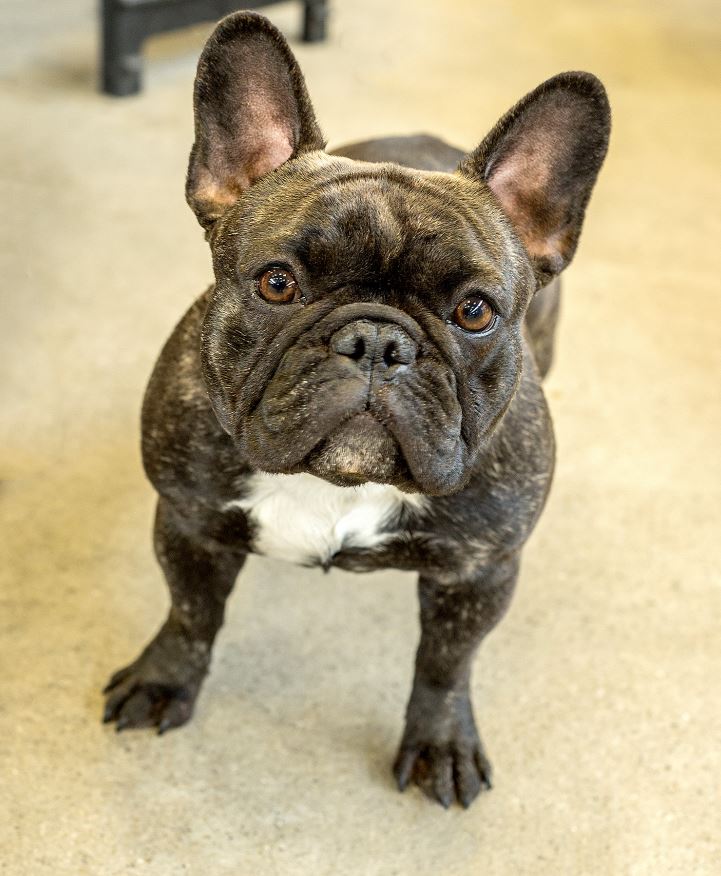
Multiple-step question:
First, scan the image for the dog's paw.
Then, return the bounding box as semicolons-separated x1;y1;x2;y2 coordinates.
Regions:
102;631;206;735
393;739;492;809
392;685;492;808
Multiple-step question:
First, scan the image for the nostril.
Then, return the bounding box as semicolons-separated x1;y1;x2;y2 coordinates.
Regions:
331;326;370;360
382;335;416;367
351;337;366;361
383;342;399;367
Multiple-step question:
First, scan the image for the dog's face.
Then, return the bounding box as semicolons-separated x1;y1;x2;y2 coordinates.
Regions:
186;14;609;495
202;157;531;494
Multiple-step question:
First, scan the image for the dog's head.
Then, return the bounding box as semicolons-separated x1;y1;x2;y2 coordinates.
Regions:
187;13;610;495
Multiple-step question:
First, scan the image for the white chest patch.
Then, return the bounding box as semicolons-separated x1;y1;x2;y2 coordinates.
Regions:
227;472;427;566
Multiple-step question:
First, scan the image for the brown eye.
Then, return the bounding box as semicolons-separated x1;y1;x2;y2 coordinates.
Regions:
258;268;300;304
453;295;496;333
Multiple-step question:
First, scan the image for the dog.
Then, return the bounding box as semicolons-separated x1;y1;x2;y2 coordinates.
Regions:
102;11;610;808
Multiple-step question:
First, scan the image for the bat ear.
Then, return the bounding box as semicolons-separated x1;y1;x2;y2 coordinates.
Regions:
459;72;610;286
186;12;325;232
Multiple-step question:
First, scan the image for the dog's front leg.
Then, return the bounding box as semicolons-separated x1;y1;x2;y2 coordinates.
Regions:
103;498;245;734
394;556;519;808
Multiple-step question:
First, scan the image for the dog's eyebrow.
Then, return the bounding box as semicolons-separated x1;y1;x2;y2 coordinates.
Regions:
287;166;490;239
298;165;511;258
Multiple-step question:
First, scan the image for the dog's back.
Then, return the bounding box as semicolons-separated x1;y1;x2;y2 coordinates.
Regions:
332;133;463;172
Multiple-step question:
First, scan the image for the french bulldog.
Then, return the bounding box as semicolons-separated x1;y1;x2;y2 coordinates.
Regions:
103;11;610;808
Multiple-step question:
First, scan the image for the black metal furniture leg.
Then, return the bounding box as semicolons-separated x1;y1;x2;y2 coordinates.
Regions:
100;0;330;96
101;0;144;96
303;0;328;42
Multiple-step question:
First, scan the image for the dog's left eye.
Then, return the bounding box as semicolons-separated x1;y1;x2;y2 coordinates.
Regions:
452;295;497;334
258;268;300;304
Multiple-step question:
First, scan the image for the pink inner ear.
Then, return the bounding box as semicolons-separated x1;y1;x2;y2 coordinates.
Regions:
194;86;296;212
490;133;553;197
245;122;294;185
236;83;295;185
487;124;570;270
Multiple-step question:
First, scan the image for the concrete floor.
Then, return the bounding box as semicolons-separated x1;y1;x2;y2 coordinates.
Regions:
2;0;720;873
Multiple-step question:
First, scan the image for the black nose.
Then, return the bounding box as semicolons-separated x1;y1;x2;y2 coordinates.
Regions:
330;320;417;370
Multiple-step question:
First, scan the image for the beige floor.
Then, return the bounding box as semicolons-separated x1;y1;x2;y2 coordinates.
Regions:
2;0;720;873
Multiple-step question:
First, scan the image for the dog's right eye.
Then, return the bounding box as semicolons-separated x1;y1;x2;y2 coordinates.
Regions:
257;268;300;304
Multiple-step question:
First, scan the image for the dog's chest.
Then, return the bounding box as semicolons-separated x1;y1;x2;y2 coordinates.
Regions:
231;472;425;566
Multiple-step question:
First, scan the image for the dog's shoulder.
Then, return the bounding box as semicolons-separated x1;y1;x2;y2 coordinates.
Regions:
141;286;248;504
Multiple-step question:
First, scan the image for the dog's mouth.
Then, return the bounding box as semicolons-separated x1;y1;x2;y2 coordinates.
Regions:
304;411;415;489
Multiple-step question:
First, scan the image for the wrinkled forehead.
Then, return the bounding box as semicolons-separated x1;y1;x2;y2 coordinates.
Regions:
231;156;522;291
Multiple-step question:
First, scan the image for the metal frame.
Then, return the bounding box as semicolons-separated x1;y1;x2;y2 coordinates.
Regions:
101;0;328;96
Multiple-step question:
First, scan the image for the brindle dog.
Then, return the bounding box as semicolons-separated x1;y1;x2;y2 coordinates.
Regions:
103;12;610;808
